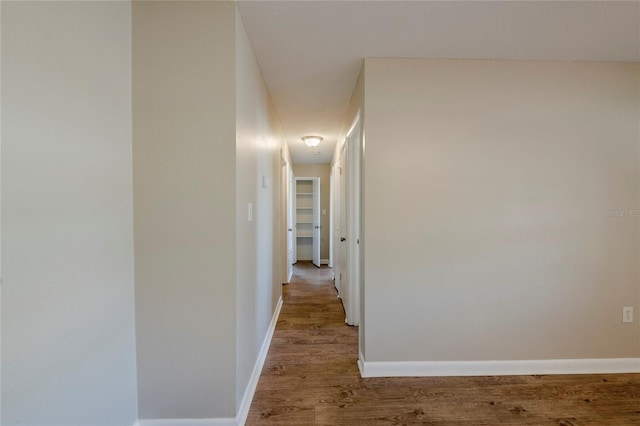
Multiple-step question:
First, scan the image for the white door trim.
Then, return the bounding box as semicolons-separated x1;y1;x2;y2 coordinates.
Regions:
344;109;362;326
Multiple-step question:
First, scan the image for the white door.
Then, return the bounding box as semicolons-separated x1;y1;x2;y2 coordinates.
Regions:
287;166;295;280
312;177;321;267
337;112;361;327
338;140;349;304
346;117;361;327
329;166;334;270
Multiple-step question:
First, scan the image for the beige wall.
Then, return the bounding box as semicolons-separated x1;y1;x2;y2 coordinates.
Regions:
333;65;365;166
134;2;285;419
2;1;294;422
363;58;640;362
1;2;138;424
235;10;285;409
294;163;332;261
133;1;237;418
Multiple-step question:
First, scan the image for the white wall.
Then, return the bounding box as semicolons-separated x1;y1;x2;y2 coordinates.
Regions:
235;10;285;410
363;58;640;362
133;1;237;419
1;2;138;424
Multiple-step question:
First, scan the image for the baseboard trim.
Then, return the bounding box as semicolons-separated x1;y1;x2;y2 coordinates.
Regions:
138;419;235;426
358;357;640;378
357;351;365;377
138;297;283;426
236;296;283;426
321;258;329;265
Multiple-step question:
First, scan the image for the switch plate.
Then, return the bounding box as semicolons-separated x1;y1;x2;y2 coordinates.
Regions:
623;307;633;323
248;203;253;222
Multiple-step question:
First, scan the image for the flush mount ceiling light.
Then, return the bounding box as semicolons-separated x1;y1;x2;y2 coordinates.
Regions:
302;136;322;147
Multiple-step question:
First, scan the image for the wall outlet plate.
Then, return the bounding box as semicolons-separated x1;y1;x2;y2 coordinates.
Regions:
623;307;633;323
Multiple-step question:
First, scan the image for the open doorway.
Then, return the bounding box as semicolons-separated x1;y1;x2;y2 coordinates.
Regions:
294;177;321;267
282;113;362;329
290;164;332;269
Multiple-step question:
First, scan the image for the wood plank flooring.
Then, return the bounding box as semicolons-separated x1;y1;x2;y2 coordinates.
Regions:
246;262;640;425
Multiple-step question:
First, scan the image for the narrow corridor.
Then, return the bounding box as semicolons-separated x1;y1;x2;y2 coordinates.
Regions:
247;262;359;424
246;263;640;425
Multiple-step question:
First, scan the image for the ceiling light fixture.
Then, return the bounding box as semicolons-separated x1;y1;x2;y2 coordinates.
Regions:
302;136;322;147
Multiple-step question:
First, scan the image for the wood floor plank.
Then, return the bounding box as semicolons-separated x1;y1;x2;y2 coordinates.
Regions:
246;262;640;425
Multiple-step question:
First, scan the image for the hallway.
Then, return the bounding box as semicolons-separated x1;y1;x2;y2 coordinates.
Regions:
246;262;359;424
246;263;640;425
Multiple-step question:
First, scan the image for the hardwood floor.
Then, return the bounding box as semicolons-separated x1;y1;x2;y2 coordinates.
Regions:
246;262;640;425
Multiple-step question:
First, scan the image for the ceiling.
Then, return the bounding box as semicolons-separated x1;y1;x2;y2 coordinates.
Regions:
237;1;640;165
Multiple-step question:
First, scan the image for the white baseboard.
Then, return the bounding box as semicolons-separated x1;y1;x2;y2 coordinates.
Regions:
139;297;283;426
358;357;640;378
138;420;235;426
236;296;283;425
357;351;365;377
321;258;329;265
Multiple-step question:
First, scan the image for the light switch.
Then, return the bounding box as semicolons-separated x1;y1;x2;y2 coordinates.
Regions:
248;203;253;222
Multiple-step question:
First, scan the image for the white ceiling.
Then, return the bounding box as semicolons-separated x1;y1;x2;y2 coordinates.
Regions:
237;1;640;165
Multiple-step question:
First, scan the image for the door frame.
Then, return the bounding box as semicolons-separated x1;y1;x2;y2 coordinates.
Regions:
347;110;362;327
329;165;334;269
294;176;321;266
311;177;321;267
281;155;295;284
